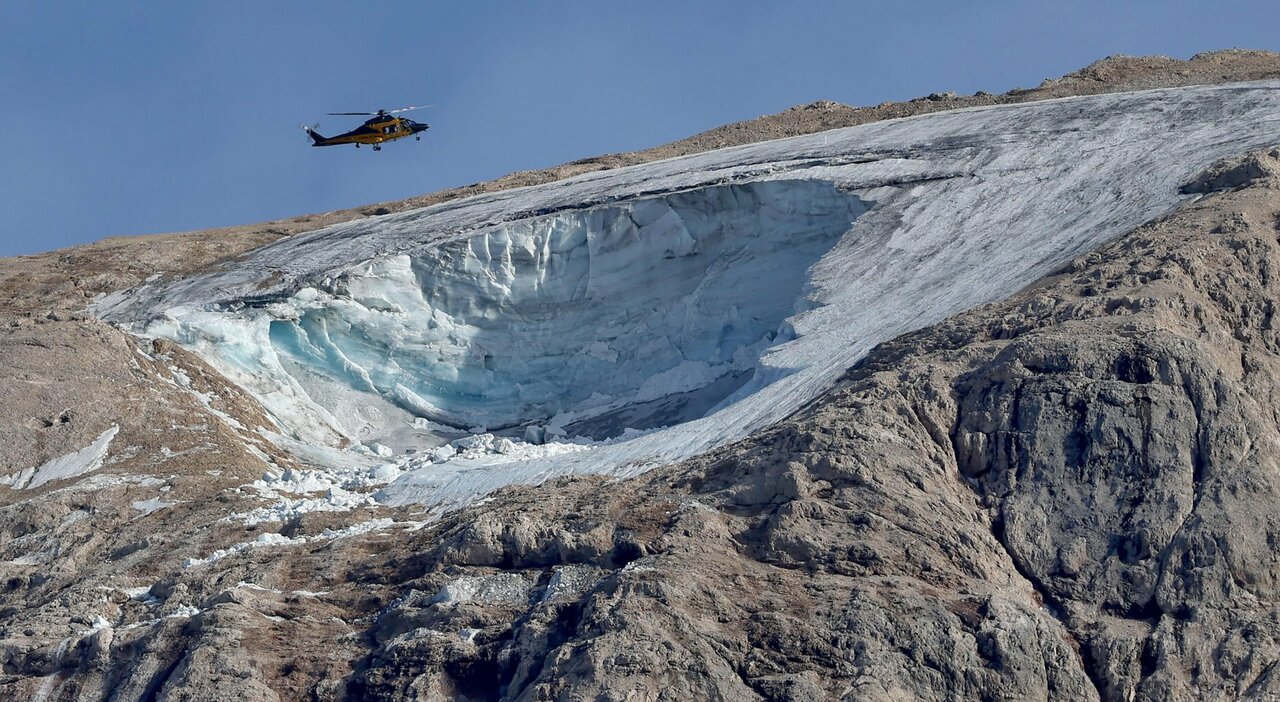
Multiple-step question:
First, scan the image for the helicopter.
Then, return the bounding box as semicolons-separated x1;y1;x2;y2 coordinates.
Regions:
302;105;430;151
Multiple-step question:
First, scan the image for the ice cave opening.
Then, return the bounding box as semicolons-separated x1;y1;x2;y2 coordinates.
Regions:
160;180;867;448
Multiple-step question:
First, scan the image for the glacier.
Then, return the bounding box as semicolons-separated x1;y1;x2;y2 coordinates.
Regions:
146;181;865;446
99;81;1280;510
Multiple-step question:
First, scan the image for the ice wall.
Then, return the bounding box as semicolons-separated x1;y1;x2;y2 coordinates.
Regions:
150;181;865;444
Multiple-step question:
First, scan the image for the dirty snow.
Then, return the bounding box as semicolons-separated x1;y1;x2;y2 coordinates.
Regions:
183;517;415;568
1;426;120;490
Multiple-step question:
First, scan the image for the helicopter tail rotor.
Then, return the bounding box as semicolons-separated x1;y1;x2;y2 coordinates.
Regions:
300;123;326;145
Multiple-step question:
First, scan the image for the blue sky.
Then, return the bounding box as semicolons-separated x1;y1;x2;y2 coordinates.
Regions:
1;1;1278;257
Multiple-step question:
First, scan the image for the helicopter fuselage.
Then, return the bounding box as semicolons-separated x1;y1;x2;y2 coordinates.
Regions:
305;116;429;150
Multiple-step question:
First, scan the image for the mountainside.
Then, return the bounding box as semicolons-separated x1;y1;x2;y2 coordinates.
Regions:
4;52;1280;701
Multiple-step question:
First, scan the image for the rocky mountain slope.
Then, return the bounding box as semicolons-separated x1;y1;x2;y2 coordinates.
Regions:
4;52;1280;701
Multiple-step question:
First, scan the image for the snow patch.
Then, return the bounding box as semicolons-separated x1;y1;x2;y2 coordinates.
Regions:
231;432;595;524
168;605;201;619
540;565;603;603
183;517;410;568
1;426;119;490
131;497;176;516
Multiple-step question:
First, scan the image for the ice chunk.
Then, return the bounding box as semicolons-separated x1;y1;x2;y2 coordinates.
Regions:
430;445;457;463
523;425;547;445
368;463;401;483
452;433;495;452
493;438;516;455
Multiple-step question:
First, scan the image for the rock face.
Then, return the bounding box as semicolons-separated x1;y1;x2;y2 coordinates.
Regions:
4;58;1280;701
326;147;1280;701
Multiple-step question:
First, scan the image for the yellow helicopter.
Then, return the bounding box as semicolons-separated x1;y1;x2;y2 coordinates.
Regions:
302;105;430;151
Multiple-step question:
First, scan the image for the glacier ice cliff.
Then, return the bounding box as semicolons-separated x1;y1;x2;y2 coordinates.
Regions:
146;181;865;444
98;80;1280;508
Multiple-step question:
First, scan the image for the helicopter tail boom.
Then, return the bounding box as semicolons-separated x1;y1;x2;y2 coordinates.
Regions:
301;124;329;146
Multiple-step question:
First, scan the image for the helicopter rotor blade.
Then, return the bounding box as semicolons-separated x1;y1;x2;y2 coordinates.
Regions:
387;105;432;114
327;112;377;116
